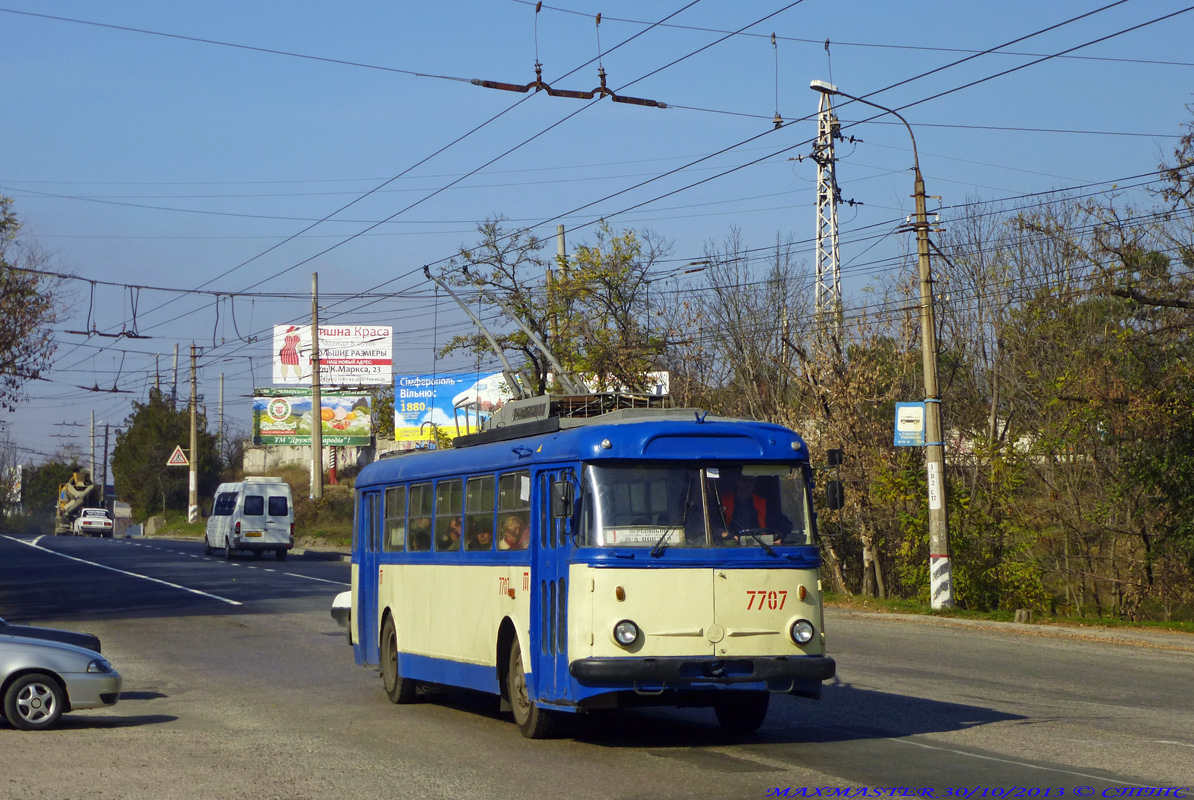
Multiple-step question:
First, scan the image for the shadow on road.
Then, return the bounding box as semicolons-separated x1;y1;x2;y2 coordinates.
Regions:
568;679;1024;748
119;691;168;701
392;677;1024;749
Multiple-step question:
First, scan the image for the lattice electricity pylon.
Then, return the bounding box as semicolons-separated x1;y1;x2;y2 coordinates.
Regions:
813;90;843;335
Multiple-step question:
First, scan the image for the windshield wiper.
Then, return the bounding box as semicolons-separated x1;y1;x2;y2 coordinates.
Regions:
736;527;779;557
711;478;779;556
652;482;696;557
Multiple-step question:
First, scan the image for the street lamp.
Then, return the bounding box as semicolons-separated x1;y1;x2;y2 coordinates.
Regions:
809;80;953;610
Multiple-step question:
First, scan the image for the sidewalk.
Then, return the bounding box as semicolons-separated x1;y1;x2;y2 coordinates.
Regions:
290;545;351;563
828;606;1194;653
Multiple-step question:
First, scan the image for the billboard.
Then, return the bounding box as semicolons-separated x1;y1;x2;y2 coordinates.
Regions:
253;388;373;446
393;372;515;443
272;324;392;386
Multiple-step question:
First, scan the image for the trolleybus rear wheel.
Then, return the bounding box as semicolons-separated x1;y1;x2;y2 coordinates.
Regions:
381;616;416;704
507;638;557;739
713;692;770;737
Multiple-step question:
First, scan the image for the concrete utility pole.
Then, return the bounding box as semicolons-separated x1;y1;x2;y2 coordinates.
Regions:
219;372;224;466
90;410;96;479
172;343;179;408
310;273;323;500
810;80;953;609
188;343;199;523
101;423;109;507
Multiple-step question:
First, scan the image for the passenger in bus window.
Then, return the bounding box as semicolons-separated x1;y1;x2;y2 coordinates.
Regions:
437;516;462;551
467;522;493;551
497;514;529;551
408;518;431;551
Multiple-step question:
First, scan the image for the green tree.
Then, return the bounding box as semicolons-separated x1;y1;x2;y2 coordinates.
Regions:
0;197;60;411
20;459;80;516
440;218;669;394
370;385;394;439
557;223;670;391
112;388;220;521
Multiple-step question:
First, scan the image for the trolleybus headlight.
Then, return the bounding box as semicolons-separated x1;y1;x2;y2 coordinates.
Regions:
790;619;815;645
613;619;640;647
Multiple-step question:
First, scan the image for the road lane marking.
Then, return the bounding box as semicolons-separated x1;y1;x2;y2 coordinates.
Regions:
811;725;1137;784
283;572;350;587
2;535;242;606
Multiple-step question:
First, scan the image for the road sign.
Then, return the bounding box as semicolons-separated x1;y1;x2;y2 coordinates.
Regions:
894;402;926;447
167;445;189;467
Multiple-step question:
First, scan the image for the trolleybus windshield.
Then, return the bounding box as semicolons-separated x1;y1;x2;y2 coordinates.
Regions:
581;464;813;548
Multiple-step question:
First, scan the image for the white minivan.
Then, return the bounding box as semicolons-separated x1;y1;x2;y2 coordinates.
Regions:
204;477;294;560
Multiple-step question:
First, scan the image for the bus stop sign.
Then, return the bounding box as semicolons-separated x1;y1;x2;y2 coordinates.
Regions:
894;402;925;447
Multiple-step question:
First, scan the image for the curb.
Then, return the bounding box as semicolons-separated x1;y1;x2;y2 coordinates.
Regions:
291;548;352;563
827;607;1194;653
123;534;353;563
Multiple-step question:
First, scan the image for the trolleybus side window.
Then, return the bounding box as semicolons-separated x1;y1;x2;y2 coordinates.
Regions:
353;491;364;551
496;470;530;551
435;478;464;552
465;475;495;551
407;482;433;552
383;485;406;551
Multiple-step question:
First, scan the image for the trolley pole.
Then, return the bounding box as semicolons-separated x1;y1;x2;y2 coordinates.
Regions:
310;272;323;501
811;80;953;608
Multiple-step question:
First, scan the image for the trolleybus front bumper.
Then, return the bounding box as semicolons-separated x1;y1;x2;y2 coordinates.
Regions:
570;655;836;686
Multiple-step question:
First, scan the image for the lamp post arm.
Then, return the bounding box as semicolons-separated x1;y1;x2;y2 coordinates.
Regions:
811;83;953;609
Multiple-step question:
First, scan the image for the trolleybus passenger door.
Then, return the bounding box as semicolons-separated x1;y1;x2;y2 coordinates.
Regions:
532;469;571;702
358;490;382;666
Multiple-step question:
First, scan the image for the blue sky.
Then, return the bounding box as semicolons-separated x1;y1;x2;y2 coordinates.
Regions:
2;1;1192;465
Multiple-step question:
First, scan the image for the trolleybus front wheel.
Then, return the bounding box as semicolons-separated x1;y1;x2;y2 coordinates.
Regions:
507;638;557;739
381;616;416;704
714;692;770;738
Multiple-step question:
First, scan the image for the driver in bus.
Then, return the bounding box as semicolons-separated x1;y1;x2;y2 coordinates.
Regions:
715;467;791;544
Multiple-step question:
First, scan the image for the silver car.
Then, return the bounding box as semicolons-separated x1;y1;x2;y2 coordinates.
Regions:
1;630;122;730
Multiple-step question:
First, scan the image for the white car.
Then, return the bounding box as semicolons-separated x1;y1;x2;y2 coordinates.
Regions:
1;628;121;730
73;508;114;538
204;477;294;560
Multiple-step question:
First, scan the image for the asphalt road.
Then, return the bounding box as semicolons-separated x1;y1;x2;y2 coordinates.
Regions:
1;533;1191;800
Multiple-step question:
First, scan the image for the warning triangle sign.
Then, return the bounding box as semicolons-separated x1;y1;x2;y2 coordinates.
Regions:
167;445;189;467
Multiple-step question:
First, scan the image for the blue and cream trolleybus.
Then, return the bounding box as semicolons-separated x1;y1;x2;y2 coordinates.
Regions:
341;393;836;738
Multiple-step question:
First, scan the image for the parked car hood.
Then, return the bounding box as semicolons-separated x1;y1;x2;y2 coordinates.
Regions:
0;617;101;653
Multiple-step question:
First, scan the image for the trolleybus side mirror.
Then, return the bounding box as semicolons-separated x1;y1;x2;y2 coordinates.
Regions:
551;480;574;519
826;480;845;510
